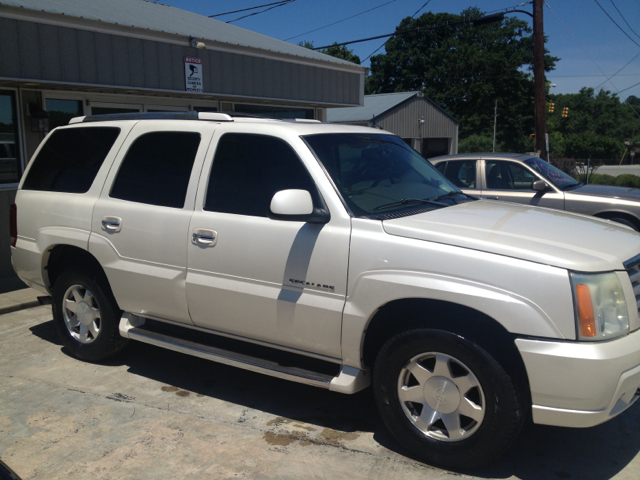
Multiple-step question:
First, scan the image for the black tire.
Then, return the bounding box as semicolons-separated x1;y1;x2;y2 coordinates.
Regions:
607;216;639;231
373;329;525;470
52;270;128;362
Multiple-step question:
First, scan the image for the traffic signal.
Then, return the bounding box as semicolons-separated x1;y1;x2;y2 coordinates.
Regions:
548;102;555;113
529;133;535;139
562;106;569;118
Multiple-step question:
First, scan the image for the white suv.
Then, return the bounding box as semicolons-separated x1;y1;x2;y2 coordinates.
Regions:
10;112;640;468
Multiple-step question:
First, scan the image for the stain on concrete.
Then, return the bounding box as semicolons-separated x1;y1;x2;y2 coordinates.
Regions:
161;386;179;392
263;431;296;447
109;393;134;402
266;416;292;427
293;423;316;432
196;393;204;398
319;428;359;447
175;390;190;397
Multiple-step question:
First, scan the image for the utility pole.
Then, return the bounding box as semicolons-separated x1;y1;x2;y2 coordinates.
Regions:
533;0;548;160
493;100;498;153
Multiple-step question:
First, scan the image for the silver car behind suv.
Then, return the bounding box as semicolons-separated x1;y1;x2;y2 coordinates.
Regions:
431;153;640;231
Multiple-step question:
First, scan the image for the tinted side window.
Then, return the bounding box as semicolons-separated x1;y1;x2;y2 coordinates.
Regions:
486;160;535;190
435;161;447;174
205;133;315;217
22;127;120;193
442;160;477;188
110;132;201;208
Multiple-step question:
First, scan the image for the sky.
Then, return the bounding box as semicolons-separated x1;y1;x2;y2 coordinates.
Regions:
160;0;640;100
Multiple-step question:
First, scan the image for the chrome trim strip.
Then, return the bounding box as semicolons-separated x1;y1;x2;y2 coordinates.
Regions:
624;253;640;271
128;330;332;389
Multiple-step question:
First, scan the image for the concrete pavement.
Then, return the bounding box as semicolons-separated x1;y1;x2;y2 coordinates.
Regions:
1;304;639;479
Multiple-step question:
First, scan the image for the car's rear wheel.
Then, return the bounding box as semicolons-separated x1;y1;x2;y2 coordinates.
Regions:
373;329;525;469
52;271;128;361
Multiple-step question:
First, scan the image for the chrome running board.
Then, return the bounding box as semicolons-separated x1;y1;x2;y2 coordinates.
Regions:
119;314;369;393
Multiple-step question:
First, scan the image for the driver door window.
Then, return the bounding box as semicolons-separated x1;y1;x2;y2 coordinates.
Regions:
483;160;564;209
441;160;478;190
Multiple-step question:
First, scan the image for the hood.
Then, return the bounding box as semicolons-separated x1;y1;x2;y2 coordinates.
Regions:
569;184;640;202
382;200;640;271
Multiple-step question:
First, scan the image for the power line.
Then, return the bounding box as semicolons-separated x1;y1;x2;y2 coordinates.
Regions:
362;0;433;63
594;51;640;90
618;80;640;94
284;0;399;42
226;0;295;24
608;0;640;40
546;2;640;118
209;1;291;18
593;0;640;49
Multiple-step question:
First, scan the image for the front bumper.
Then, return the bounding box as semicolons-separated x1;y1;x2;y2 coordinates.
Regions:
516;328;640;428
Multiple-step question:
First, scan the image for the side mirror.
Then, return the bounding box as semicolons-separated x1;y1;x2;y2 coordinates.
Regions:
269;189;330;224
532;180;548;191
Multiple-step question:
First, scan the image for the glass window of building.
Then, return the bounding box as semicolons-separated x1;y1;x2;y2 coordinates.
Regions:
46;99;83;130
0;91;21;184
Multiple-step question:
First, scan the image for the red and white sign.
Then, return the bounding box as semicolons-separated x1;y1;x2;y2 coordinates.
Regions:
184;57;203;93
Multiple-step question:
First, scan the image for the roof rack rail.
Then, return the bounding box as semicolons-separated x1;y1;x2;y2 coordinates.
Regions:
70;111;319;124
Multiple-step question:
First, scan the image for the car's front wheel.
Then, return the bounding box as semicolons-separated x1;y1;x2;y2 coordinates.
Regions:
373;329;525;469
52;271;128;362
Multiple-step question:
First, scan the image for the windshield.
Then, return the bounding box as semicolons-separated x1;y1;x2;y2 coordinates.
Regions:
303;133;462;216
524;157;579;189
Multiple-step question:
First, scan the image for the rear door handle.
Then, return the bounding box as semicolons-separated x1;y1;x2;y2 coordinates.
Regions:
191;228;217;247
101;216;122;232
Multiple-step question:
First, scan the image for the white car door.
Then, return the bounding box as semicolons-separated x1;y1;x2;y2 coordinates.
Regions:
186;128;350;359
90;121;215;324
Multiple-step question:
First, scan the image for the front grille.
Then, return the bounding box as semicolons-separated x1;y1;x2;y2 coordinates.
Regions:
624;254;640;317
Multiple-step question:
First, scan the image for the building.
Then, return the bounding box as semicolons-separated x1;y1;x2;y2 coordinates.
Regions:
0;0;365;290
327;91;459;158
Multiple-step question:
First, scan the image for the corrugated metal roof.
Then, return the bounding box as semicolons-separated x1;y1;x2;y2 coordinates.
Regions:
327;91;459;124
0;0;359;67
327;91;418;122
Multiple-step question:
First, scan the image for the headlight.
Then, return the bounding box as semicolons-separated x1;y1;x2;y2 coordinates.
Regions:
570;272;630;341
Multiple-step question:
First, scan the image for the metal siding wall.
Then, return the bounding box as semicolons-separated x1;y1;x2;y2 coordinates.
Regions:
95;33;115;85
156;42;173;90
0;18;20;78
76;30;98;84
39;24;62;80
170;44;185;90
111;35;131;86
377;97;458;140
0;17;362;105
18;21;41;79
128;38;145;87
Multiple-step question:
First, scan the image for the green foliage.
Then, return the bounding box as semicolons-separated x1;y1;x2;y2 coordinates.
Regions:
579;173;640;188
367;7;558;151
299;41;360;64
547;88;640;160
458;134;499;153
615;174;640;188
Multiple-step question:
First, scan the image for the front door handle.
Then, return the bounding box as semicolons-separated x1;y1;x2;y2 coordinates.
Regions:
191;228;217;247
101;216;122;232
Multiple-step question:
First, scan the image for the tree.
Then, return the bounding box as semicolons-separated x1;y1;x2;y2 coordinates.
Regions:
299;41;360;64
547;88;640;160
368;7;558;151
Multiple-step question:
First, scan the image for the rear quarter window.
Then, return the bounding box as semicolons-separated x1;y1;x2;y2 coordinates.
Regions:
22;127;121;193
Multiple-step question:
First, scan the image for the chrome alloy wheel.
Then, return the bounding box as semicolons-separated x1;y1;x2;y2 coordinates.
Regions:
397;352;485;442
62;284;101;344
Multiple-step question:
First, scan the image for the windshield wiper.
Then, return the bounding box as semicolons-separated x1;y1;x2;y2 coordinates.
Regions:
374;198;447;211
434;191;465;202
562;182;582;190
